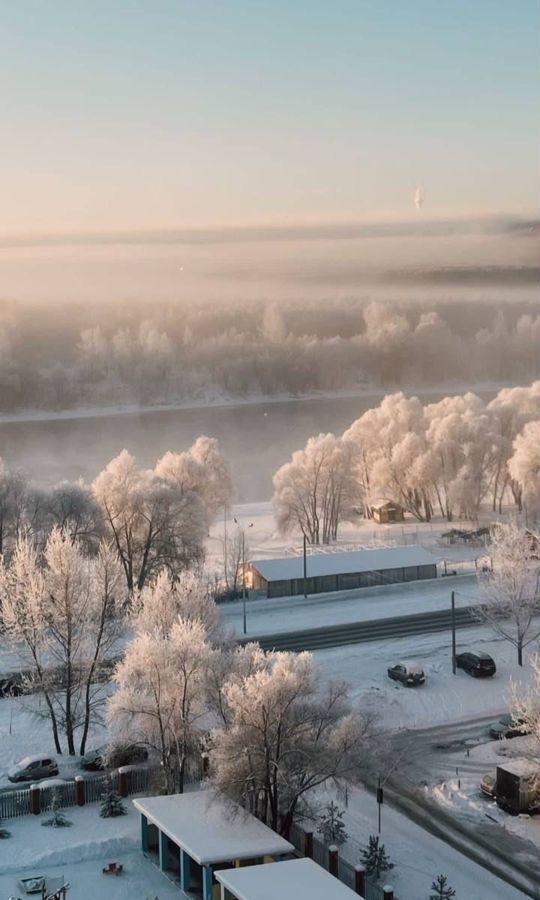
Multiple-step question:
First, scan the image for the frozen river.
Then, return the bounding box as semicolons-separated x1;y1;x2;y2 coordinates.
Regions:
0;388;494;501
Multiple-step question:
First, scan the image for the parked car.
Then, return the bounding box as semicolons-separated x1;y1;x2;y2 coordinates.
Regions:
489;713;529;740
455;651;496;677
8;755;59;783
0;673;24;698
387;661;426;686
81;743;148;771
480;773;496;798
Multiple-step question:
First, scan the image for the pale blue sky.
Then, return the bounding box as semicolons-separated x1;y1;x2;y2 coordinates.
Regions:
1;1;538;231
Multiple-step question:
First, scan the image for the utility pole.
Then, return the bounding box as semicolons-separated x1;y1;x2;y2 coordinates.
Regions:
451;590;457;674
241;521;253;635
377;776;383;833
303;533;308;598
223;507;228;589
242;529;247;635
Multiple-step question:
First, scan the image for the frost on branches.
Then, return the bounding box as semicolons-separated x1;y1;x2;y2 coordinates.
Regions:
509;420;540;520
0;529;124;755
107;572;219;793
273;433;362;544
210;649;375;837
475;521;540;666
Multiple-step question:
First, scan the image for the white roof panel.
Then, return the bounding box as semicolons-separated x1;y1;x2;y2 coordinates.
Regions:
250;545;437;582
132;791;293;865
216;857;359;900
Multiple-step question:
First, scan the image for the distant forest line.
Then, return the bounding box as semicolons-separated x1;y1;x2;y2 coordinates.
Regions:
0;294;539;413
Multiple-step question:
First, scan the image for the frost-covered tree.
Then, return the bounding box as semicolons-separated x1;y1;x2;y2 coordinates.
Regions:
512;653;540;746
0;530;124;754
131;569;221;642
108;600;216;793
317;801;348;846
475;521;540;666
0;458;27;557
429;874;456;899
273;433;361;543
93;449;206;593
509;421;540;519
211;650;374;836
155;436;232;520
360;834;394;880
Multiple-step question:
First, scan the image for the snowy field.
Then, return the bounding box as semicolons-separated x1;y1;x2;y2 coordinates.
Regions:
0;803;183;900
313;625;534;730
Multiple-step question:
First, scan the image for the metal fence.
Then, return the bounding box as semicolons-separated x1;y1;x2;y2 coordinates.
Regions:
289;823;390;900
0;765;159;820
0;787;31;819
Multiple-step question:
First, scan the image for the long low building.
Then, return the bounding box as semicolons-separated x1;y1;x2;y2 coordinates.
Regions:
248;545;438;598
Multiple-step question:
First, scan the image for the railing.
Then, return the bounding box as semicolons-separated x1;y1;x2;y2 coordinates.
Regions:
0;765;162;820
0;787;31;818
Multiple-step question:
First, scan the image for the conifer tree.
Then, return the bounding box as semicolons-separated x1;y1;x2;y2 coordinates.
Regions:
360;834;394;880
100;782;126;818
317;801;348;846
41;791;72;828
429;874;456;899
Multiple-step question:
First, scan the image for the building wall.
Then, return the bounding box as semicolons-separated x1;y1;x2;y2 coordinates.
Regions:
264;563;437;598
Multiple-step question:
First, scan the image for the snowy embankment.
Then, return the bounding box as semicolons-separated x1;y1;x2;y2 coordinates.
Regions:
0;379;511;425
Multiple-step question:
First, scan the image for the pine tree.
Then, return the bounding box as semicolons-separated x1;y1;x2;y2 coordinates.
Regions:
360;834;394;880
429;874;456;899
41;791;72;828
100;782;126;818
317;801;348;846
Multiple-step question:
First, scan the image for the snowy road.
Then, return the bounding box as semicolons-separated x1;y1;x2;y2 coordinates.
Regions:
222;573;478;637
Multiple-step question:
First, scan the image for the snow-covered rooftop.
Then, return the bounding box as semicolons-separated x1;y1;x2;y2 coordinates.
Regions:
132;791;294;865
250;545;437;582
216;857;359;900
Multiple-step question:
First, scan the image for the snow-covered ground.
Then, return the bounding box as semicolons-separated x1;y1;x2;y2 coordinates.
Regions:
0;694;110;788
423;732;540;851
337;785;527;900
0;803;184;900
314;626;533;730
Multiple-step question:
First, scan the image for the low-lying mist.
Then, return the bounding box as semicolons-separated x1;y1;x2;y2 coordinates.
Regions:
0;215;538;414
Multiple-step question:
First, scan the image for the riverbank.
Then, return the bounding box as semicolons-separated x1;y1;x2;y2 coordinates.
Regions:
0;379;514;425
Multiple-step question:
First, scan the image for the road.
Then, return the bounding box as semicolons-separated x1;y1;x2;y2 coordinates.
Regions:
379;716;540;899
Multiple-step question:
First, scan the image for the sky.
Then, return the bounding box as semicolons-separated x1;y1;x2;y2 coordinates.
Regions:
0;0;538;234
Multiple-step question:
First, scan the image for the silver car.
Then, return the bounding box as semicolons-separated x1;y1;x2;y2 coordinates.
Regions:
8;754;59;783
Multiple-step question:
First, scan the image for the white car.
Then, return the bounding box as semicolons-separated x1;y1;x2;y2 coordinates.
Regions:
8;755;59;783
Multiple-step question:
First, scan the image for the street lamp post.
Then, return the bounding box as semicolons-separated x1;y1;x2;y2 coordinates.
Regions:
236;520;253;635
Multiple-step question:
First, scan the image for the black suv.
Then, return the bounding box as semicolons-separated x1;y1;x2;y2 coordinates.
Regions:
456;651;496;678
